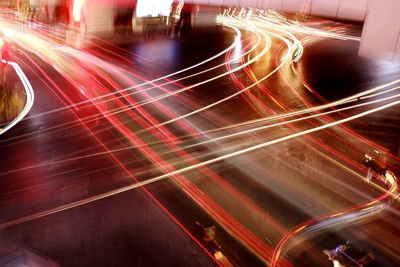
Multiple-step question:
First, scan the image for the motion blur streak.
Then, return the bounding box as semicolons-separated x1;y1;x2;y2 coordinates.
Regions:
3;90;400;177
0;61;34;135
1;95;398;229
271;171;399;267
1;7;399;266
19;26;242;119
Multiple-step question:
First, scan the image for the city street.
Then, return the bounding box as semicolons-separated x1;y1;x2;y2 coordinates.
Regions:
0;6;399;267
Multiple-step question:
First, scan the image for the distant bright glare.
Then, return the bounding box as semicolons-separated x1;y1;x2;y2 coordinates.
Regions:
136;0;173;17
72;0;84;22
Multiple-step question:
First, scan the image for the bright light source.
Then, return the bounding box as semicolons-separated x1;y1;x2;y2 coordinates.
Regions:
73;0;85;22
136;0;173;18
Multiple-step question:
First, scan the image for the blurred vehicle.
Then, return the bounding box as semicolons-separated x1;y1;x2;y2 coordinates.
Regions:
194;221;234;267
195;221;220;253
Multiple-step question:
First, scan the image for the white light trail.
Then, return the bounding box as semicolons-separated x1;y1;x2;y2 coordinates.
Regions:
0;61;34;135
1;93;398;230
271;170;398;267
21;26;243;120
1;91;398;177
181;92;400;150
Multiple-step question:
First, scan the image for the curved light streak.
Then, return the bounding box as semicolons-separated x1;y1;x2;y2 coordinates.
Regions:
0;61;34;135
2;20;268;140
48;28;261;114
1;9;398;267
1;94;398;231
20;25;243;119
2;92;399;176
133;29;289;134
270;171;398;267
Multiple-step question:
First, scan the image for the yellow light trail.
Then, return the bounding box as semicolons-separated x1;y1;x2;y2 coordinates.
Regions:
2;90;398;177
1;94;398;230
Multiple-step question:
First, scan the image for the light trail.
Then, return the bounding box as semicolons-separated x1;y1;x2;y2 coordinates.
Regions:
91;24;270;129
0;22;264;144
0;9;396;178
4;91;399;177
232;24;399;189
6;11;273;139
256;10;360;41
0;61;34;135
182;80;400;138
234;36;397;198
47;29;287;264
291;39;400;164
132;30;290;134
47;30;261;113
0;21;262;147
238;11;400;265
2;78;398;153
0;6;362;126
0;10;393;145
4;12;289;261
275;34;400;176
1;22;243;119
181;92;400;150
1;94;398;230
2;26;224;265
1;8;399;267
130;11;396;134
1;29;399;176
270;171;398;267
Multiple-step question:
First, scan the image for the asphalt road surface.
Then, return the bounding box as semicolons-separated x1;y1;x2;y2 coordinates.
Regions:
0;7;400;267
